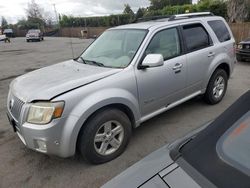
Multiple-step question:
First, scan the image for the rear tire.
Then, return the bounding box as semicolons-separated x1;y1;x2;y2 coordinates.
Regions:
204;69;228;105
78;108;132;164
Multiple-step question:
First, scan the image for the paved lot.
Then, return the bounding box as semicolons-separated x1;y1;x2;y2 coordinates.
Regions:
0;37;249;188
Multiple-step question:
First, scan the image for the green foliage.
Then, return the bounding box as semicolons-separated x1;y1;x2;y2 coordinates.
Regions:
209;1;227;19
17;17;45;30
149;0;192;10
147;0;227;18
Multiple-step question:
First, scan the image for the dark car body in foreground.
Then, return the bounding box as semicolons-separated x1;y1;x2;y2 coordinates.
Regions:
236;38;250;61
103;91;250;188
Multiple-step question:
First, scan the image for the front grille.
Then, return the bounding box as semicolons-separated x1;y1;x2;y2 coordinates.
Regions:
8;92;25;121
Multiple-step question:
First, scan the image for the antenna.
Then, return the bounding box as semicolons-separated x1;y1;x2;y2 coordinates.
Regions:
70;21;75;59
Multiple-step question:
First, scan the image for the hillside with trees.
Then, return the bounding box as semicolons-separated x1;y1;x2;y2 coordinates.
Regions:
1;0;250;31
59;0;247;28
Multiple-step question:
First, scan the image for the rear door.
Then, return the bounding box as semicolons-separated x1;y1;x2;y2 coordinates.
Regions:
181;23;214;95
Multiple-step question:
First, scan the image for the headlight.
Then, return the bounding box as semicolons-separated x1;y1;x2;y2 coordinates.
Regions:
27;101;64;124
238;44;243;49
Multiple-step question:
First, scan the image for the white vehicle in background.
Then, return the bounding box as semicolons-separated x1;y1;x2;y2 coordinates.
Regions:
26;29;44;42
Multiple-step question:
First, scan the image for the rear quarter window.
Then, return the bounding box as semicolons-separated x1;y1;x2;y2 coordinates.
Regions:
208;20;231;42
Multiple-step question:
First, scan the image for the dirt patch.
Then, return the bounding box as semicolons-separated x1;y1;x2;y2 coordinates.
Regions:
0;49;32;55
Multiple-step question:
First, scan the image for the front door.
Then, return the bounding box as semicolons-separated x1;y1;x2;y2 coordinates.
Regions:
135;27;187;117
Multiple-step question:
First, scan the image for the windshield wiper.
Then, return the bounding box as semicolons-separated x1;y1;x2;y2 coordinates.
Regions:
77;57;87;64
77;57;104;67
86;59;105;67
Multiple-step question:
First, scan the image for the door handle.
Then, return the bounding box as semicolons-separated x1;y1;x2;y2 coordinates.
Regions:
172;63;183;71
208;52;215;57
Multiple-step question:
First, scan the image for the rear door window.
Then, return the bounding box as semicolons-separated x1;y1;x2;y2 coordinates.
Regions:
208;20;231;42
182;24;212;52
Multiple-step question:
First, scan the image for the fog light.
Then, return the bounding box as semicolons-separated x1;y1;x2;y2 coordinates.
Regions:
36;140;47;153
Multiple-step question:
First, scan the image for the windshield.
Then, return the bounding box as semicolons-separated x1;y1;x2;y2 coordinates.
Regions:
28;30;39;33
217;111;250;175
78;29;147;68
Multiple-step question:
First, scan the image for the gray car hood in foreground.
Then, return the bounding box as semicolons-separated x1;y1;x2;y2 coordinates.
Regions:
11;60;121;102
102;145;173;188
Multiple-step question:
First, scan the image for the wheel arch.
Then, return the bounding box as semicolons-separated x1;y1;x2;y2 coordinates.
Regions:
216;63;230;78
204;62;231;91
75;103;136;153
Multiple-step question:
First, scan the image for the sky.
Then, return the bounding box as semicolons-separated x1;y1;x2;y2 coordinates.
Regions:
0;0;197;24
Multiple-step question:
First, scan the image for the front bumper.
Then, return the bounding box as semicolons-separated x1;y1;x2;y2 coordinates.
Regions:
26;36;40;40
236;50;250;58
7;109;79;158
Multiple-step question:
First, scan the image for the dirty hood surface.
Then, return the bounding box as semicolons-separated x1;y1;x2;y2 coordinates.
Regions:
11;60;121;102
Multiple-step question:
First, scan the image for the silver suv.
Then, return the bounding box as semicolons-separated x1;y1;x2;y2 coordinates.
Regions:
26;29;44;42
7;13;236;164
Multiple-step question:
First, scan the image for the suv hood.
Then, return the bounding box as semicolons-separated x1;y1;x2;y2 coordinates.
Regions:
11;60;121;102
240;38;250;44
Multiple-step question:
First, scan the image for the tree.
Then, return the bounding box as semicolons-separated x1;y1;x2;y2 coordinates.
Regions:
227;0;250;22
123;4;135;16
136;8;145;19
25;0;45;30
26;0;43;20
1;16;8;29
123;4;135;22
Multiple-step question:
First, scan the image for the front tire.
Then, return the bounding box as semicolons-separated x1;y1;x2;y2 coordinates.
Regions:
204;69;228;105
78;108;132;164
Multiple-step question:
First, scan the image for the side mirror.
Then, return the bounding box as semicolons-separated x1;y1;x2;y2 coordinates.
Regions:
139;54;164;69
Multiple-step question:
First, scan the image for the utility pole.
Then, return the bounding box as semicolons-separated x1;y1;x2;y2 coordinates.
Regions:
53;3;59;25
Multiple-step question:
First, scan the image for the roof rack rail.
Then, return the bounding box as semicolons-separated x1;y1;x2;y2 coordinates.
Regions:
169;12;214;21
135;15;171;23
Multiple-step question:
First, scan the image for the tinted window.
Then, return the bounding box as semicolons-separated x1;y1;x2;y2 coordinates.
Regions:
182;24;211;52
146;28;181;60
208;20;231;42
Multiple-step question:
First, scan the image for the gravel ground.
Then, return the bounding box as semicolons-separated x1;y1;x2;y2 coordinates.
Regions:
0;37;249;188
